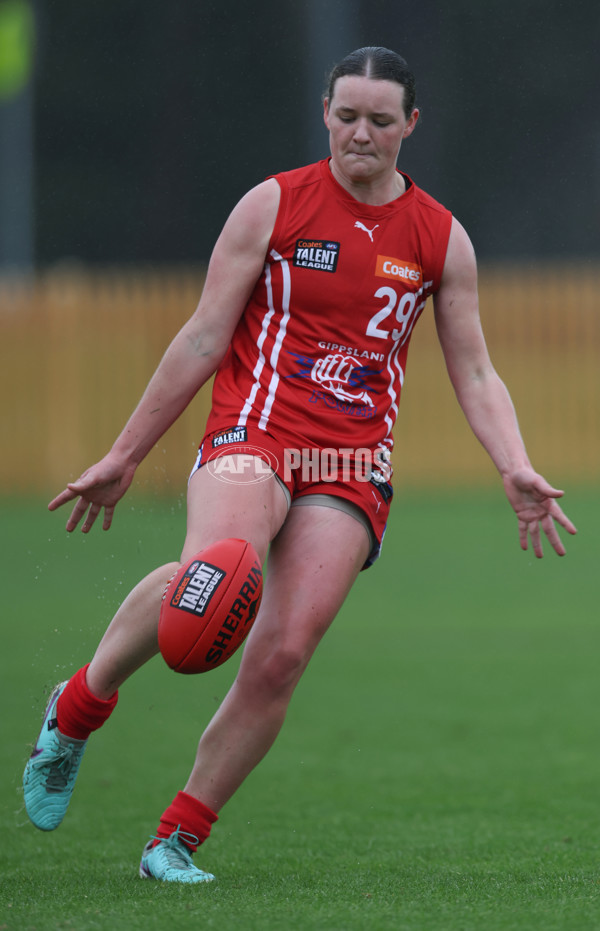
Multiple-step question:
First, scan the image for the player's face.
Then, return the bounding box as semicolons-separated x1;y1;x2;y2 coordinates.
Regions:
324;76;419;194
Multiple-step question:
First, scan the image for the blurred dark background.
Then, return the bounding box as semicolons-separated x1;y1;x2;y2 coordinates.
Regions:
1;0;599;269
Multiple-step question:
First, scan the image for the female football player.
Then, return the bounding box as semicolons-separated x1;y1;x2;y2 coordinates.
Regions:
23;46;577;883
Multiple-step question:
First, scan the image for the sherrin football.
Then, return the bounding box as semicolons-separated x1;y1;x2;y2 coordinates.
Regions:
158;538;263;674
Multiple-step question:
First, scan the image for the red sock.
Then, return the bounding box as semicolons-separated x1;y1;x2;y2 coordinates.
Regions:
56;664;118;740
153;791;218;852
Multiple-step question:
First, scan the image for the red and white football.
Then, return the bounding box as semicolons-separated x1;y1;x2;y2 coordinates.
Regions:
158;538;263;674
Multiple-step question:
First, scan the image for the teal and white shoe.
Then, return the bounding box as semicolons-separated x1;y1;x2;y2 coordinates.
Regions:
23;682;87;831
139;827;215;883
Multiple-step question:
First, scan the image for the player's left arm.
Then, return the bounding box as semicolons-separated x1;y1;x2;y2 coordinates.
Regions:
433;217;577;557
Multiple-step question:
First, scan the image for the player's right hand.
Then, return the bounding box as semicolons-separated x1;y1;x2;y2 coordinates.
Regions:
48;455;138;533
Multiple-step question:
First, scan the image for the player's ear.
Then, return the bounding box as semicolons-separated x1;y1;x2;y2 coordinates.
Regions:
323;97;331;130
403;108;419;138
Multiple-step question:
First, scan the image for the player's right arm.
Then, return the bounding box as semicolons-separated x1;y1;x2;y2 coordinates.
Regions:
50;179;281;533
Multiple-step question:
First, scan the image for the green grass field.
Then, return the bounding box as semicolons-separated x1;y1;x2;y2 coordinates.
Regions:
1;486;598;931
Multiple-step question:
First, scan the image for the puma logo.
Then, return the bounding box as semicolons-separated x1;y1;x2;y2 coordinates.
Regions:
354;221;380;242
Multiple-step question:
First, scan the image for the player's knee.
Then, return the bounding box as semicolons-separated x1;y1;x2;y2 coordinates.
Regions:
266;646;306;695
244;641;313;700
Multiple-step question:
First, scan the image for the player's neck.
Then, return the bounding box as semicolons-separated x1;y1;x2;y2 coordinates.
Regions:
328;159;406;205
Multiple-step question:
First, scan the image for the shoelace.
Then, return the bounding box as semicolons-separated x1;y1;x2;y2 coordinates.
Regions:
150;826;201;870
32;741;81;791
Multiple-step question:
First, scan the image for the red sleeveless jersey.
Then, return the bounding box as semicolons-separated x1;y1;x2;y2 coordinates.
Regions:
206;159;452;459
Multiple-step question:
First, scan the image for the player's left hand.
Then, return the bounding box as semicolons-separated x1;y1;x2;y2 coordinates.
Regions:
503;468;577;557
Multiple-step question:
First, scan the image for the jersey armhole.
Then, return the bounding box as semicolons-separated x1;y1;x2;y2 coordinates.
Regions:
266;174;289;254
431;210;454;293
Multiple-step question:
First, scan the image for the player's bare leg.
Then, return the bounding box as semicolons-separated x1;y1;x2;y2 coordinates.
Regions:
84;563;180;698
183;504;371;811
24;457;288;836
86;458;288;698
181;455;288;562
